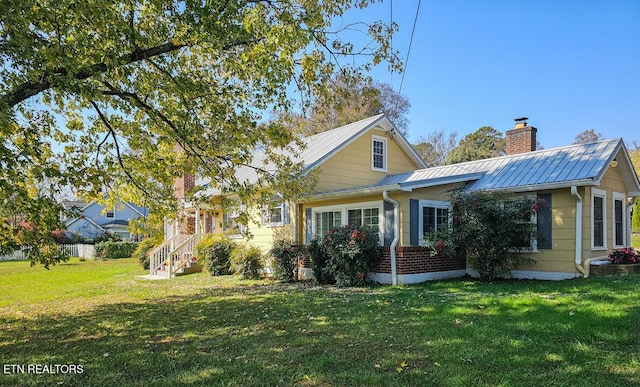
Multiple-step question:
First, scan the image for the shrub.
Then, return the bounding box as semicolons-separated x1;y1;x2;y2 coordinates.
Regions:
230;244;264;280
269;240;299;282
94;241;138;260
450;190;541;282
608;247;640;264
322;225;381;287
307;239;334;285
133;237;162;269
195;234;236;276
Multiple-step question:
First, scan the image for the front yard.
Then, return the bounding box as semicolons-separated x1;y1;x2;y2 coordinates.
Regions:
1;258;639;386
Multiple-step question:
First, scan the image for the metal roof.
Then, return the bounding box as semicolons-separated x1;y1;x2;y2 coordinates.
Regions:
373;138;632;193
199;114;426;195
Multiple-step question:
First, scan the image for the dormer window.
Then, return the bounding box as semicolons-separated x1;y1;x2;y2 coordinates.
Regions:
371;135;387;172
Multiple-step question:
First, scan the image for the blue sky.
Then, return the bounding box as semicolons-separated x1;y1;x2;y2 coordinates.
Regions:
341;0;640;149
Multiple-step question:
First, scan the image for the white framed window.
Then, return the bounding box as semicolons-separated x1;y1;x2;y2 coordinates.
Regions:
613;192;626;248
106;211;115;219
504;197;538;252
312;201;383;244
418;200;450;245
592;188;607;250
223;203;247;238
262;198;289;227
371;135;387;172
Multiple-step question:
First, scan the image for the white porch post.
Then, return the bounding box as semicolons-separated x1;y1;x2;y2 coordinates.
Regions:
195;208;201;234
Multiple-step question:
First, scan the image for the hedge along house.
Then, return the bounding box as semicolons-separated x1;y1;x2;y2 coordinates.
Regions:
153;115;640;283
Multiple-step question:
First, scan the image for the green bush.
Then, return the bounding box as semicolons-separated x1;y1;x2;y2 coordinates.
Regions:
321;225;381;287
269;240;298;282
195;234;235;276
230;244;264;280
133;237;162;269
94;241;138;260
450;190;539;282
307;239;334;285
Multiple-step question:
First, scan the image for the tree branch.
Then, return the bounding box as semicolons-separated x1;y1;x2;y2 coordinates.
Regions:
4;42;188;109
90;100;153;199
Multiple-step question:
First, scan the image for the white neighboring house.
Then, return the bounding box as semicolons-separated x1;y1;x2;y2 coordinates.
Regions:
62;200;148;241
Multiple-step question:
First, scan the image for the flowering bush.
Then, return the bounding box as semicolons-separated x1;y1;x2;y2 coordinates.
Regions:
608;247;640;264
320;225;381;287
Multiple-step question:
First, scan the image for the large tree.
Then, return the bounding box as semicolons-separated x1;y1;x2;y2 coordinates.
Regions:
0;0;398;266
573;129;604;144
413;131;459;168
445;126;505;165
279;72;410;136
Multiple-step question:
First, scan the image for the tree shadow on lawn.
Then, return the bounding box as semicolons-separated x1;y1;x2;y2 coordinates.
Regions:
0;279;638;386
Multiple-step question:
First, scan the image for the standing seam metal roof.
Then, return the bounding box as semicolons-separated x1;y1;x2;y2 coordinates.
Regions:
374;138;623;192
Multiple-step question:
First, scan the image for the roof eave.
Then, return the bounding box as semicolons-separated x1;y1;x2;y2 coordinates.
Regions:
305;184;402;202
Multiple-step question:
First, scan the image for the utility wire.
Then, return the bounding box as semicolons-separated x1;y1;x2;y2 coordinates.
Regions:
399;0;422;94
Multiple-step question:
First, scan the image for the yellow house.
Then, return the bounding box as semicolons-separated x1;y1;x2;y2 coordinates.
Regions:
151;115;640;283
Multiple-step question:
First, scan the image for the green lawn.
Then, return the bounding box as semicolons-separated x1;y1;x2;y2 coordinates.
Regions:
1;258;639;386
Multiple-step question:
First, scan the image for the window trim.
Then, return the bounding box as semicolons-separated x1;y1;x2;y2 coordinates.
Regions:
223;203;247;238
311;201;384;244
262;197;288;228
371;135;388;172
105;211;115;219
417;200;451;246
591;188;607;250
612;191;626;248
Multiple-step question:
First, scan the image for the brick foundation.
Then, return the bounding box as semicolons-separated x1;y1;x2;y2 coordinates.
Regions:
590;263;640;276
297;245;466;276
375;246;466;274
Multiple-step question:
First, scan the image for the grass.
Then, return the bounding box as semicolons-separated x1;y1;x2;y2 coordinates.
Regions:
1;258;639;386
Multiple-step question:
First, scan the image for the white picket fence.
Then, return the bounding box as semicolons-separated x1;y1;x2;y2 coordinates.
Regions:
60;244;95;258
0;249;27;261
0;244;96;261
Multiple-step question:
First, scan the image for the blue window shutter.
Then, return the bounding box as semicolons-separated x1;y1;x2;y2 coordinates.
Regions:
383;200;394;246
305;208;313;244
410;199;419;246
537;193;552;249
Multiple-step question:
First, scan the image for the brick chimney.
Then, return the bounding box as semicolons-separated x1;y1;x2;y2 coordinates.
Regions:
172;143;195;199
505;117;537;155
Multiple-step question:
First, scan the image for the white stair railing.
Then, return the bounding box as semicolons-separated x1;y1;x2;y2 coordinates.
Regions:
149;233;201;277
167;233;201;277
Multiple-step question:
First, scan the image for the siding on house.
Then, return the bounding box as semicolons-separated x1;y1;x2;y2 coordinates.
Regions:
315;129;422;193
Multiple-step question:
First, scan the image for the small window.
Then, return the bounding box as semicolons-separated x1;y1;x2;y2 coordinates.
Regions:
315;210;341;239
592;188;606;249
613;192;626;248
223;204;247;237
371;135;387;172
262;199;288;227
417;200;450;245
106;211;115;219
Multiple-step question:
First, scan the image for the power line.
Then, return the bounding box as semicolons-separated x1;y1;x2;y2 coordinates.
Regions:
399;0;422;94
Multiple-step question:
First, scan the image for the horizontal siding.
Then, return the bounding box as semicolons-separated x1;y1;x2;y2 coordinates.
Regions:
316;129;420;192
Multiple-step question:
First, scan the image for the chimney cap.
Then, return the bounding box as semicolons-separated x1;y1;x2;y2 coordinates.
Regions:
514;117;528;123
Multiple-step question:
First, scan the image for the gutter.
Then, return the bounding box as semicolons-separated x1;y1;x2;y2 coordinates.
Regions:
383;191;399;285
571;186;587;277
308;184;402;202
